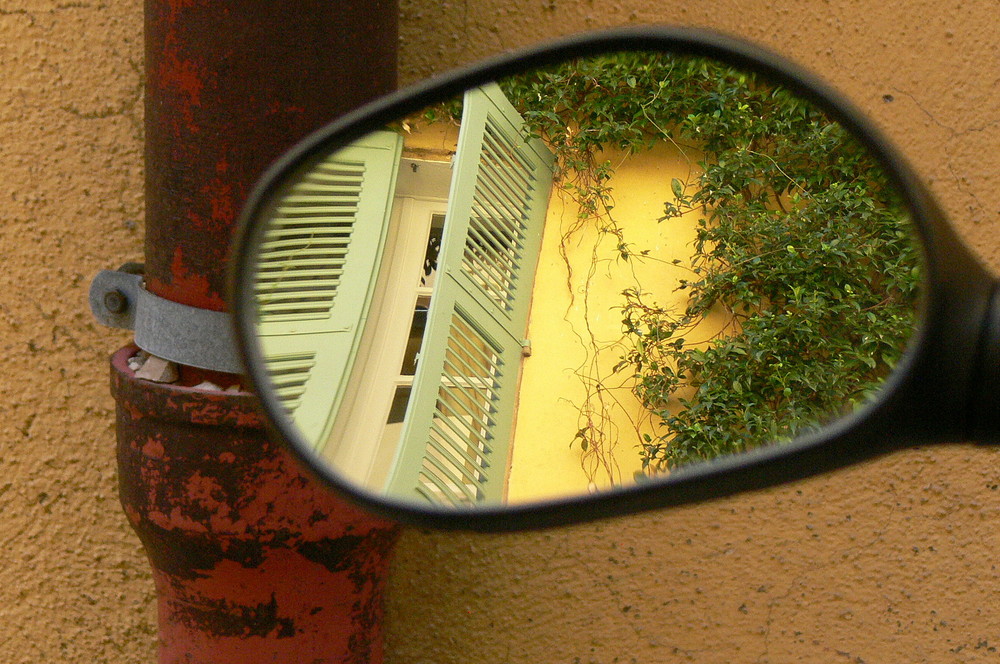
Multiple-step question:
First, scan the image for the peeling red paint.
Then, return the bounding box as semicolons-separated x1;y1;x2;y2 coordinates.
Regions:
158;50;203;110
170;507;213;534
146;246;225;312
205;180;236;226
158;0;203;135
112;345;400;663
127;401;145;422
143;437;166;459
185;471;226;507
123;503;143;525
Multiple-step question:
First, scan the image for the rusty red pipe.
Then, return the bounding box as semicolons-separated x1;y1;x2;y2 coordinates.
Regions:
114;347;400;663
144;0;399;313
114;1;401;662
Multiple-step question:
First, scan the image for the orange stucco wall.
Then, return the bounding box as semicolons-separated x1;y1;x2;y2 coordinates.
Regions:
2;1;998;663
388;3;1000;663
0;3;154;661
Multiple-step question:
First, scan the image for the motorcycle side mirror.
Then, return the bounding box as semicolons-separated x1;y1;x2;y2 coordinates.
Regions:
228;27;1000;531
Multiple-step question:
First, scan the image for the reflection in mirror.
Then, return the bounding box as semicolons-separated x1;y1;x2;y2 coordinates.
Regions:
248;51;923;508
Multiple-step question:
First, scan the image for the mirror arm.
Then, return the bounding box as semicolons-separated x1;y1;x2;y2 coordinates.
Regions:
969;277;1000;443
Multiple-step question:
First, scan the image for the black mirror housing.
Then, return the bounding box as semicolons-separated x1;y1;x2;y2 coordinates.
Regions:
229;26;999;532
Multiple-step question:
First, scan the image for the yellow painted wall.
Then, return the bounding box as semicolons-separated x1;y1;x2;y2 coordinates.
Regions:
399;117;460;157
3;2;999;663
508;144;716;502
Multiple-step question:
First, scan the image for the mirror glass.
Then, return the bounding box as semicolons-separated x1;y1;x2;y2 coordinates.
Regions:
244;51;923;508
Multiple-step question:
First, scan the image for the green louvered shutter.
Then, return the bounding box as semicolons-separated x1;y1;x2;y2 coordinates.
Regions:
387;84;555;505
254;131;403;449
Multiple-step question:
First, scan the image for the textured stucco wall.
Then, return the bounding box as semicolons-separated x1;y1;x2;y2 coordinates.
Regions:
387;2;1000;663
0;1;154;662
1;1;997;663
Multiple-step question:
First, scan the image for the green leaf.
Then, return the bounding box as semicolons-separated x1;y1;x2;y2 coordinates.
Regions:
671;177;684;199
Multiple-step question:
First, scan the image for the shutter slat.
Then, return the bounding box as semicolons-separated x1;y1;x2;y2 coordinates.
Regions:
467;215;522;268
472;169;528;229
466;223;521;280
273;207;360;218
470;180;526;233
287;183;366;193
425;424;489;478
484;121;535;185
266;216;357;227
480;137;532;207
416;465;471;506
435;378;496;440
256;247;350;260
420;443;484;498
263;352;316;416
448;314;503;376
432;397;494;455
440;350;497;408
255;282;343;296
255;257;351;270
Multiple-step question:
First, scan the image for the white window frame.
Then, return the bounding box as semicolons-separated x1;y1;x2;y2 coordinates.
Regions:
322;173;450;487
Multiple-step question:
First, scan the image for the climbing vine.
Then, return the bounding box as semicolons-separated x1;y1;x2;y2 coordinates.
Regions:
410;53;921;482
499;52;921;475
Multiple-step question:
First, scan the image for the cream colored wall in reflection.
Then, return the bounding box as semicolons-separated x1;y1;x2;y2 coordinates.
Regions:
399;118;461;156
389;2;1000;664
508;145;717;501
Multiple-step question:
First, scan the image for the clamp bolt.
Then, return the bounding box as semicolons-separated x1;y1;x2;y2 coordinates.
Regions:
104;290;128;314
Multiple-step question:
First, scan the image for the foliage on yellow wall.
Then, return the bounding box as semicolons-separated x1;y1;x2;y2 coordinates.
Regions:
506;143;726;502
396;112;729;504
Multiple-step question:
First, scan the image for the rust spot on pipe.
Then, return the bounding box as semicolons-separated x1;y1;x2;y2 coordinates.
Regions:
147;246;224;313
170;594;296;639
112;346;401;662
144;0;399;311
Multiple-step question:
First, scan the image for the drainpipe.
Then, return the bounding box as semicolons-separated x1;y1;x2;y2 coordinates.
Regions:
101;2;401;662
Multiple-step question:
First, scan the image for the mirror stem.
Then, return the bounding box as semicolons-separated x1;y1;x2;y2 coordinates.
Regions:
970;277;1000;443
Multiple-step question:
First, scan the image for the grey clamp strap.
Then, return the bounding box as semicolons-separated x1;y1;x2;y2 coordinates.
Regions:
89;265;242;374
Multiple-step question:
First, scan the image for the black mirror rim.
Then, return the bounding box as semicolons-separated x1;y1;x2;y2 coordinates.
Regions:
230;25;995;532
